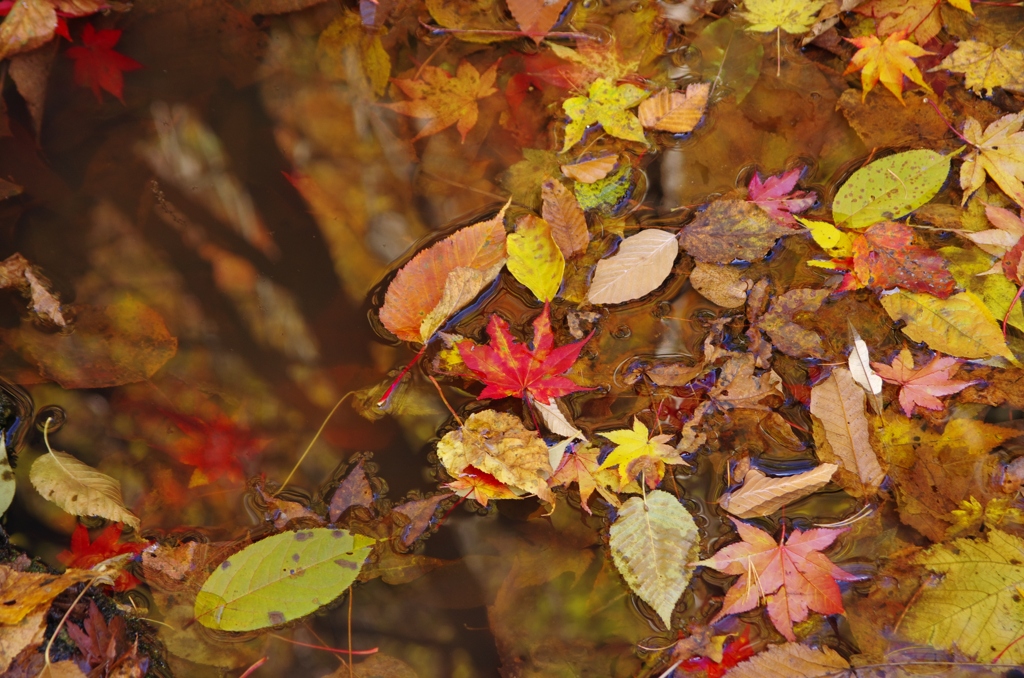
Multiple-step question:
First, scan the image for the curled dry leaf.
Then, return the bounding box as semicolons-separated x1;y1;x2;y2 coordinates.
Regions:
637;82;710;133
436;409;554;504
587;229;678;304
718;464;838;519
846;324;882;399
689;262;751;308
30;449;140;529
560;154;617;183
810;367;884;493
541;177;589;258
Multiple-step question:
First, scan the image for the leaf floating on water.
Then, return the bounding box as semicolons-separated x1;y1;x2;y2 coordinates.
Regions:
541;177;589;258
587;229;678;304
851;222;956;298
30;449;140;530
736;0;826;34
810;367;885;493
561;78;648;152
846;324;882;398
328;461;373;522
689;262;751;308
871;349;977;416
718;464;838;519
901;529;1024;664
507;215;565;302
679;200;795;264
194;528;375;631
756;287;830;359
419;264;503;340
608;489;699;628
832;149;951;229
879;290;1015;361
960;113;1024;208
722;642;850;678
935;39;1024;96
560;154;617;184
637;83;710;133
0;564;95;625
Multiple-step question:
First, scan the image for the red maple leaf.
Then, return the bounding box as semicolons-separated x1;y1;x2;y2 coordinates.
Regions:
457;302;591;405
695;518;858;641
871;349;978;416
851;221;955;298
158;410;270;487
678;629;755;678
65;24;142;104
58;523;147;591
746;167;816;227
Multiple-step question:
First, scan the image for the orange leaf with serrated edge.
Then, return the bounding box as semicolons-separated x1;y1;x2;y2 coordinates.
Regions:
383;61;498;142
541;177;589;258
851;222;955;297
844;30;933;102
379;204;508;343
696;518;858;641
507;0;569;43
871;349;978;416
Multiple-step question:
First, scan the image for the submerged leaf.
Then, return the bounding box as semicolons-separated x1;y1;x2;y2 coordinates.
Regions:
587;229;678;304
383;61;498;142
195;528;374;631
30;450;140;529
609;489;699;628
833;149;951;229
637;83;710;133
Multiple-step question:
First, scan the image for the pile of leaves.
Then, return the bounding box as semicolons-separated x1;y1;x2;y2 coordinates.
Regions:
3;0;1024;675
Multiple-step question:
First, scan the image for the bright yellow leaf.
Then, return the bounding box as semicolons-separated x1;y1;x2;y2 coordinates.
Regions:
960;113;1024;207
845;30;934;102
561;78;648;152
737;0;825;33
935;39;1024;95
598;417;686;487
796;216;853;258
507;215;565;302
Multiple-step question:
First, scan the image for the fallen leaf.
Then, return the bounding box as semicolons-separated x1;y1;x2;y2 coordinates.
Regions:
383;60;498;142
756;287;830;359
709;353;783;411
66;599;128;673
444;466;519;506
541;177;589;258
856;0;970;46
599;417;687;488
901;529;1024;664
65;23;142;103
851;221;956;297
57;523;146;591
798;217;853;259
689;263;752;308
942;245;1024;332
39;661;89;678
810;367;885;493
0;0;56;62
696;518;858;641
436;410;553;503
0;565;94;625
871;349;977;416
393;493;450;547
637;82;710;133
195;528;374;631
693;17;763;104
0;437;13;518
722;642;850;678
560;154;617;183
30;449;141;529
561;77;648;152
328;461;373;522
587;229;679;304
844;29;933;102
679;200;796;264
963;205;1024;258
960;113;1024;207
846;324;882;399
549;445;618;514
879;289;1015;361
718;464;838;519
0;609;44;674
934;39;1024;95
378;203;508;343
419;265;504;341
457;303;590;405
507;0;569;42
507;215;565;302
609;489;699;628
832;149;951;229
737;0;825;34
316;10;391;97
533;397;584;439
574;162;633;211
747;167;816;227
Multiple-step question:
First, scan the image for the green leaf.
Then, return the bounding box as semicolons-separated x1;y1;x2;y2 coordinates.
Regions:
879;290;1015;362
833;149;952;229
562;78;648;152
608;489;700;628
195;528;375;631
574;163;633;212
902;529;1024;664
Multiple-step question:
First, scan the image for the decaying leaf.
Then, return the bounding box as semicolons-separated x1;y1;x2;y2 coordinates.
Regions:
680;200;796;264
722;642;850;678
718;464;838;519
871;349;977;416
195;528;374;631
328;461;373;522
0;0;57;62
587;229;678;304
901;529;1024;664
960;113;1024;207
0;253;65;326
436;410;554;504
379;203;508;343
30;449;141;529
561;78;648;152
810;367;885;493
541;177;589;258
851;221;955;297
609;489;699;628
0;608;45;674
879;290;1015;361
756;288;830;359
689;263;752;308
383;61;499;142
507;215;565;302
832;149;951;229
393;493;450;547
637;82;710;133
0;565;95;625
935;39;1024;95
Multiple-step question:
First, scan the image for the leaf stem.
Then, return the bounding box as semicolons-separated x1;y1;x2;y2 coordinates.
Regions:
376;345;428;409
44;577;97;668
1003;283;1024;338
276;391;356;494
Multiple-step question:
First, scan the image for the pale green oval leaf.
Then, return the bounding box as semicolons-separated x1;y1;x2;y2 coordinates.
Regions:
833;149;951;229
609;489;699;628
195;528;375;631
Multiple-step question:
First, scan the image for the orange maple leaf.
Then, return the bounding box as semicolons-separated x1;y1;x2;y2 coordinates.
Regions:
844;30;934;102
870;349;978;416
383;61;498;142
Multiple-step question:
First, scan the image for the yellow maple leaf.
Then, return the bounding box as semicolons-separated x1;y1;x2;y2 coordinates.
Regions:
738;0;826;34
561;78;648;152
960;113;1024;207
598;417;687;488
845;30;934;102
383;60;498;142
935;40;1024;96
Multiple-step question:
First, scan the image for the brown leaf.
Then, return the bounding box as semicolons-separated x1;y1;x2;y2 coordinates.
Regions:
0;253;65;326
0;609;44;673
560;154;617;183
51;0;109;15
379;204;508;342
722;642;850;678
0;0;56;62
0;565;94;625
679;200;796;263
689;262;752;308
0;178;21;200
637;83;710;133
718;464;838;518
810;367;885;494
393;493;450;547
756;288;830;359
710;354;783;410
359;548;447;585
329;461;373;522
1;296;176;389
8;43;55;139
541;177;589;258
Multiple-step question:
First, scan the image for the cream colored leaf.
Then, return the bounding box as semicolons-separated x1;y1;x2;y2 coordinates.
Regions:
587;229;678;304
809;367;885;492
0;0;57;61
722;642;850;678
609;489;700;628
419;262;504;340
960;113;1024;207
560;154;617;183
637;83;710;133
533;397;584;440
718;464;838;519
689;262;751;308
846;324;882;406
30;450;140;529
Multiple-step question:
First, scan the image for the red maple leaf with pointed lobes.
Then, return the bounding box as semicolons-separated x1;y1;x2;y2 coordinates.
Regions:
678;629;755;678
66;24;142;104
870;348;978;416
695;518;858;641
746;167;816;227
457;303;592;405
157;410;270;487
58;524;148;591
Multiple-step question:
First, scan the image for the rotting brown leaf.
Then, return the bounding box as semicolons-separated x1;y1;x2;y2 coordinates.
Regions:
756;288;831;359
810;367;885;495
679;200;796;264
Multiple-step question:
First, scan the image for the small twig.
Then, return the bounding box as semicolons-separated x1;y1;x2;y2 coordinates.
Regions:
277;391;356;494
427;374;464;427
